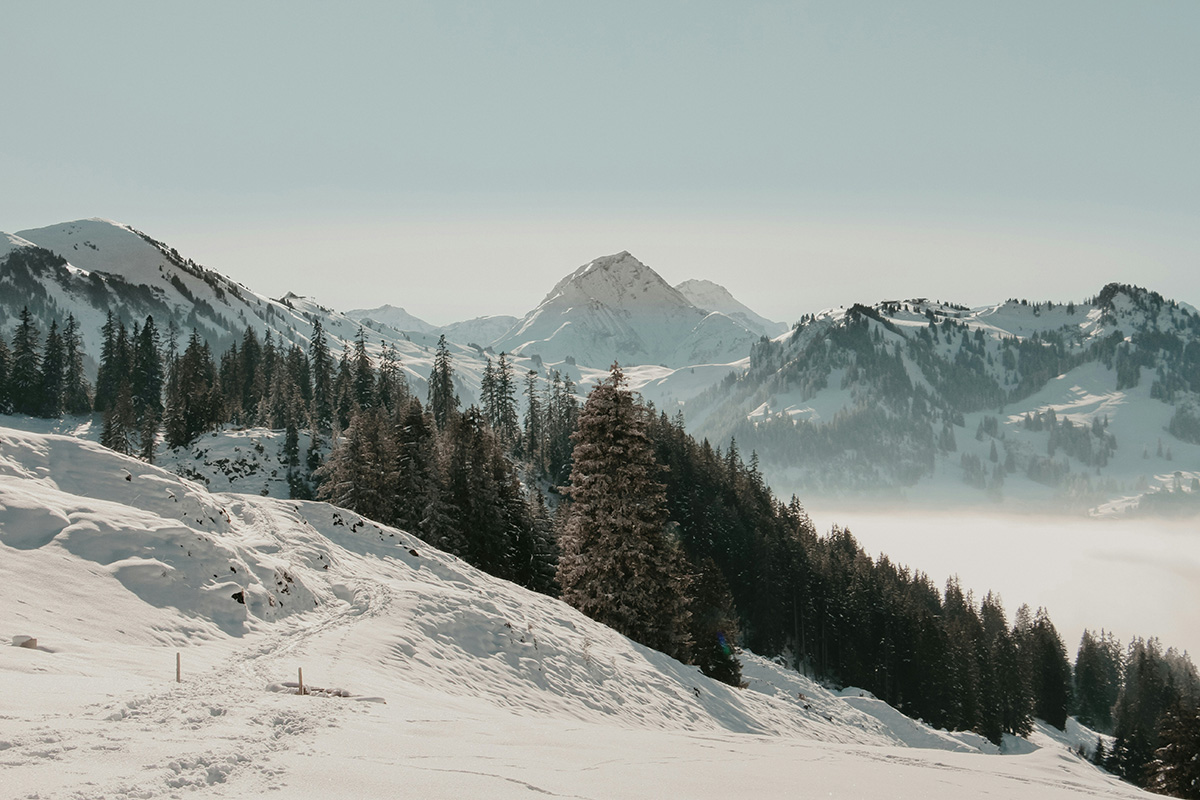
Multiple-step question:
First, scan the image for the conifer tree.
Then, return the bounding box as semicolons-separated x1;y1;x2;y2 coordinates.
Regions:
427;335;458;430
40;320;65;418
131;316;164;460
375;341;406;412
309;318;335;434
10;307;44;416
352;327;374;409
1075;629;1123;733
494;352;519;448
61;314;92;415
558;363;691;661
93;313;122;413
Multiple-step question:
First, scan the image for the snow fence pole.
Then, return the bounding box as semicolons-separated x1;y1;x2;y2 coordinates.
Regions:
176;652;181;683
298;667;304;695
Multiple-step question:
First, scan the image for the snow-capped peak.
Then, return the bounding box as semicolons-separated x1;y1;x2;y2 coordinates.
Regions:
493;252;760;368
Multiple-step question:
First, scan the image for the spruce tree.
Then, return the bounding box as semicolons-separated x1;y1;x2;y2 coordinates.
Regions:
61;314;92;415
352;327;374;409
10;308;44;416
40;320;65;418
309;318;335;434
558;364;691;661
494;352;519;448
427;335;458;430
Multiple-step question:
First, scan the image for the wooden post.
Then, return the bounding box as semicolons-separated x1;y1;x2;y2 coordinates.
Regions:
298;667;304;696
176;652;181;683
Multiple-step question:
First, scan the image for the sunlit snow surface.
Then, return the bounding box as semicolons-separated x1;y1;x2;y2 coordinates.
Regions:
0;426;1148;798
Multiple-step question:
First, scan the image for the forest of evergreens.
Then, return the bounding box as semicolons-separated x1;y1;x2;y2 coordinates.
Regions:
1;306;1198;796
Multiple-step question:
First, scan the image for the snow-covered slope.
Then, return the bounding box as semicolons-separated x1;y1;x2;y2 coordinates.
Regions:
675;278;788;338
494;252;760;369
0;425;1141;798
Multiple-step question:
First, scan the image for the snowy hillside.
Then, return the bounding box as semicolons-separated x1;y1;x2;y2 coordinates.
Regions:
0;425;1141;798
494;252;761;369
679;288;1200;514
676;278;788;338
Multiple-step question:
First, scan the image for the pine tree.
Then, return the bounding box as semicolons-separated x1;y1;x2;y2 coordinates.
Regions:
61;314;92;415
558;363;692;661
427;335;458;430
131;316;164;460
93;313;122;413
494;352;519;448
1026;607;1073;730
10;308;44;415
1075;629;1122;733
40;320;65;418
352;326;374;409
309;318;335;434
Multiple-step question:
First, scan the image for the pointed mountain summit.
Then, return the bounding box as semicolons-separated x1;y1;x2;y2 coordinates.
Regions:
675;278;788;338
493;252;760;368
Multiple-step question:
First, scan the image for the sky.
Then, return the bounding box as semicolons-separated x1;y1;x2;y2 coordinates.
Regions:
3;1;1198;325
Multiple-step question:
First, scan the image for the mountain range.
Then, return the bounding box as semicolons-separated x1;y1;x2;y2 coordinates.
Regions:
2;217;1197;516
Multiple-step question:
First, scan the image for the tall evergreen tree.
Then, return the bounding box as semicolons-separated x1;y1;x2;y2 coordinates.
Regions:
427;335;458;430
10;308;44;415
1075;629;1123;733
558;364;691;661
494;352;519;448
61;314;92;415
352;327;375;409
40;320;65;418
309;317;335;434
93;312;121;413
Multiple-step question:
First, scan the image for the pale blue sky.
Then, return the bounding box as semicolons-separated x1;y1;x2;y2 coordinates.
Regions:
3;1;1197;324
